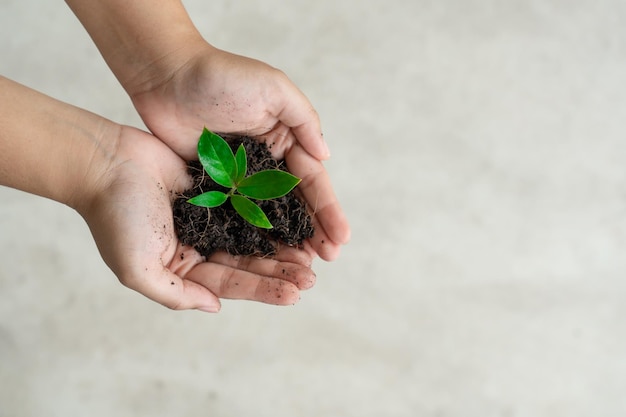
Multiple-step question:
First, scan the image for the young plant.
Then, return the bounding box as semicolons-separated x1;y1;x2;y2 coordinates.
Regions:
187;128;301;229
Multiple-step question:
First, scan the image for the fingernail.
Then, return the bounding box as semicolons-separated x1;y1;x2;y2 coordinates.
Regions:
197;304;220;313
320;133;331;159
322;140;331;159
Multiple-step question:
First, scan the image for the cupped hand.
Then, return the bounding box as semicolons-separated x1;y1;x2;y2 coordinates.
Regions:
129;43;350;260
80;126;316;312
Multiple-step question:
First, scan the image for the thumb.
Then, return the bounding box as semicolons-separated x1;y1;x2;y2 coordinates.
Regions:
275;79;330;160
121;267;222;313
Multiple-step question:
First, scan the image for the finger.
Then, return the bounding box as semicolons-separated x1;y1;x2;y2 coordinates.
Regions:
307;216;344;261
184;262;302;306
250;130;348;260
285;144;351;251
207;251;316;290
272;242;316;267
170;237;316;271
292;120;330;161
274;75;330;160
257;123;293;160
120;266;222;313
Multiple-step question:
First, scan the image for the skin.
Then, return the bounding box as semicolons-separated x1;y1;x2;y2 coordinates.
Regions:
65;0;351;261
1;1;351;312
0;76;318;312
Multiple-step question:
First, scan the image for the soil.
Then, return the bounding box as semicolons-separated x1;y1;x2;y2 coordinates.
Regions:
172;135;314;258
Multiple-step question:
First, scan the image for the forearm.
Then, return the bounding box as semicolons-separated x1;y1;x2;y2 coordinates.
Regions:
0;76;118;210
65;0;208;95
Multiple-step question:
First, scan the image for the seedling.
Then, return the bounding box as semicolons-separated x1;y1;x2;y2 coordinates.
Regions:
187;128;301;229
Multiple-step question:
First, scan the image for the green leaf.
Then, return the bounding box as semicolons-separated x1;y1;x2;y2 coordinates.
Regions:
230;195;273;229
187;191;228;207
234;144;247;184
237;170;301;200
197;128;236;188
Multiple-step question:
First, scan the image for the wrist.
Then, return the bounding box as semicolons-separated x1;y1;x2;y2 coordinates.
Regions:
0;76;121;213
66;0;208;97
64;123;122;216
124;37;213;98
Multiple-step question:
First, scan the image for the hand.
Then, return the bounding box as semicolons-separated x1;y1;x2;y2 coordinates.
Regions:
81;126;317;312
129;43;351;260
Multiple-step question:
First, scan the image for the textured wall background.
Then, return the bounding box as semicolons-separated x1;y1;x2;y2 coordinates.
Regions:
1;1;626;416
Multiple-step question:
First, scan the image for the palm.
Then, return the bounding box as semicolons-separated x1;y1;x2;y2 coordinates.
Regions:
131;46;350;260
83;127;316;311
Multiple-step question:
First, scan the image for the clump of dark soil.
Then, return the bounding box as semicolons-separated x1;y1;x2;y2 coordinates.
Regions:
172;136;314;258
